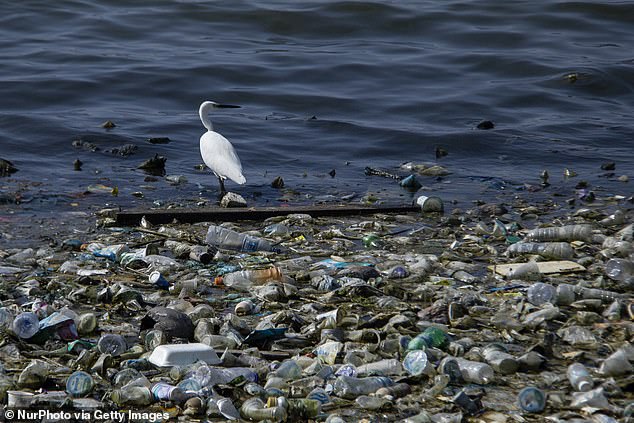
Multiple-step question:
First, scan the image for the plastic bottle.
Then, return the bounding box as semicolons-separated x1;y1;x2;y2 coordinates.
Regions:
271;359;303;380
454;358;494;384
605;258;634;285
482;344;518;375
110;385;154;406
306;387;331;404
507;242;573;259
526;224;593;242
407;327;450;351
567;363;593;392
97;334;127;356
12;312;39;339
376;382;412;398
356;359;403;377
221;267;283;290
517;386;546;413
66;371;94;397
151;382;192;403
240;396;287;422
206;225;280;253
332;376;394;399
527;283;625;306
402;350;428;376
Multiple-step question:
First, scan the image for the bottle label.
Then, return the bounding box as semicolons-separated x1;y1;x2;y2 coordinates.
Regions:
242;237;259;252
151;383;176;400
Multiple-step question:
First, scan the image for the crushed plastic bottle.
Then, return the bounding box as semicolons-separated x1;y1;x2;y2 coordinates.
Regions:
221;267;284;290
526;224;593;242
332;376;394;399
206;224;281;253
507;242;574;259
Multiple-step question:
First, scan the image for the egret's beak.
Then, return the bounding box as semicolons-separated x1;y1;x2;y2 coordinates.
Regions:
215;104;241;108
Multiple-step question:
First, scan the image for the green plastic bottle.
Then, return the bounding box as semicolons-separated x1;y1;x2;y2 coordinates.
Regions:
407;327;449;351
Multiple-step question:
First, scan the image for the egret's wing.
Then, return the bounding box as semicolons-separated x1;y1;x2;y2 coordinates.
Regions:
200;131;246;184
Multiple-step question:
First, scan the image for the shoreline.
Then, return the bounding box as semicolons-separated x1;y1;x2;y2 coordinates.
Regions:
0;185;632;420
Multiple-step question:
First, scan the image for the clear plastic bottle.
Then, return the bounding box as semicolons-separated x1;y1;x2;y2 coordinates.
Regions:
526;224;593;242
527;283;624;306
110;385;154;406
271;359;303;380
517;386;546;413
507;242;573;259
454;358;495;384
356;359;403;376
222;267;283;290
376;382;412;398
206;225;280;253
12;312;39;339
240;396;287;422
97;333;127;356
66;370;94;397
482;344;518;374
402;350;428;376
605;258;634;285
567;363;593;392
151;382;192;403
332;376;394;399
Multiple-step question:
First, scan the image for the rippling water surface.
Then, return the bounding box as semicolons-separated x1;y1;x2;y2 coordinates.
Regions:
1;0;633;220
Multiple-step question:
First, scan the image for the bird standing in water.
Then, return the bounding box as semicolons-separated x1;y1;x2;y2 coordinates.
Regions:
198;100;246;194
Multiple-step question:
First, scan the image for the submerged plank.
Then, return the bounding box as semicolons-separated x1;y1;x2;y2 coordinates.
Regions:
115;204;421;226
489;260;586;277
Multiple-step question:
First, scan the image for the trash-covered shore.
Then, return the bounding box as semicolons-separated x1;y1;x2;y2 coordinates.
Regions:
0;193;633;422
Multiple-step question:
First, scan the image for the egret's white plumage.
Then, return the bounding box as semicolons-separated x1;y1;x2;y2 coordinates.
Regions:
198;100;245;193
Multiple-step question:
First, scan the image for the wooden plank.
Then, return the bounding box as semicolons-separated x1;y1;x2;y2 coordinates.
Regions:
489;260;586;277
115;204;421;226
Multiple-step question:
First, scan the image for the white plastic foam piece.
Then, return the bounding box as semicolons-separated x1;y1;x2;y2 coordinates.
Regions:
148;343;221;367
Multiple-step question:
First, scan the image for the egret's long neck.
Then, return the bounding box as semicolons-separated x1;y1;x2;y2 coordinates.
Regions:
199;107;213;131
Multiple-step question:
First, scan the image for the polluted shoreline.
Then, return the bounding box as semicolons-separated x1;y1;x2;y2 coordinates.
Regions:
0;184;633;422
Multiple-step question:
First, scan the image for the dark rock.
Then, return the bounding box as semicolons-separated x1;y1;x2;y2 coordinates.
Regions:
101;120;116;129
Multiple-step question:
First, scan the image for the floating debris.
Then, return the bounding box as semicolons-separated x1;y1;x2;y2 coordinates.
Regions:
137;154;167;176
271;176;285;189
477;120;495;130
0;158;18;177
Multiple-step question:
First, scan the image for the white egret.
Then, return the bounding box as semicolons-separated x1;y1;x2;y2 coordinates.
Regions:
198;100;246;194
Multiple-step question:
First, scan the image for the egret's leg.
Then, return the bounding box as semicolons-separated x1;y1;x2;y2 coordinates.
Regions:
218;176;226;194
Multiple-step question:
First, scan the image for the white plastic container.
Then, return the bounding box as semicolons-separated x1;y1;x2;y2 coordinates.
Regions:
148;343;221;367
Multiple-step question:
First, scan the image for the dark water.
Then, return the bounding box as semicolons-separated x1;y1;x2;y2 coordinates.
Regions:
1;0;633;221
